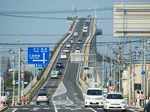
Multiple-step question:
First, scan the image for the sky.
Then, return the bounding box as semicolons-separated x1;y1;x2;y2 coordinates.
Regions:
0;0;149;55
0;0;112;44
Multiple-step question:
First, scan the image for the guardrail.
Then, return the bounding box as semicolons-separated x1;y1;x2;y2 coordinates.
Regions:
24;18;78;103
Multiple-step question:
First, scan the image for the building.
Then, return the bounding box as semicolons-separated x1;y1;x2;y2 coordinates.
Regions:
113;3;150;37
122;64;150;101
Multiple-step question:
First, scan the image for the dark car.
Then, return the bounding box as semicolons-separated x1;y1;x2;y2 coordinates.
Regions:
144;100;150;112
56;62;64;69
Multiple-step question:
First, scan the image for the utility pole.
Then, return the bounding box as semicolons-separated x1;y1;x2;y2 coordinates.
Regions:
21;52;24;104
12;54;16;106
8;49;16;106
18;48;21;104
142;39;146;99
0;57;1;97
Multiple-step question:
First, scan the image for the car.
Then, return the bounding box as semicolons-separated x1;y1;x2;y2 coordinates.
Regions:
82;25;88;32
84;88;104;107
36;91;49;105
77;39;83;44
144;100;150;112
62;48;70;53
83;25;88;29
73;32;78;37
65;43;71;48
60;52;67;59
82;28;88;33
70;39;74;44
50;70;59;79
74;47;81;53
103;92;127;111
56;62;64;69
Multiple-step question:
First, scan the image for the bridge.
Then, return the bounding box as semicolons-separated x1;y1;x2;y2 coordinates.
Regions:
2;17;140;112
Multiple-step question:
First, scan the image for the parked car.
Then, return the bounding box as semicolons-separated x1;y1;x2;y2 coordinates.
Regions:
84;88;104;107
103;92;127;111
36;90;49;105
144;100;150;112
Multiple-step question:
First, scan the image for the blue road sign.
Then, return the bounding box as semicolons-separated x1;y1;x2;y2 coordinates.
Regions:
28;47;50;68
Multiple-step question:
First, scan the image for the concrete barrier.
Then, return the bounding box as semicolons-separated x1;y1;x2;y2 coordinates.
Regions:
77;18;97;94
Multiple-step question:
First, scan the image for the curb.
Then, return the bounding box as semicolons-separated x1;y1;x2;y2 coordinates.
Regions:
128;106;144;112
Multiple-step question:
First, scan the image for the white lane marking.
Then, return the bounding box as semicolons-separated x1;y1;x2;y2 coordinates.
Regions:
32;107;40;111
12;108;17;112
52;82;67;97
89;108;97;112
128;109;134;111
52;97;58;112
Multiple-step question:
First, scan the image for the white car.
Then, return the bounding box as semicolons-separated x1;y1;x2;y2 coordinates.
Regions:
60;53;67;59
62;49;70;53
66;43;71;48
75;48;80;53
82;28;88;33
84;88;104;107
73;32;78;37
82;25;88;33
36;90;49;105
103;92;128;111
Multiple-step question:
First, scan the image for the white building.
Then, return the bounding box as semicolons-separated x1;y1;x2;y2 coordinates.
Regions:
113;3;150;37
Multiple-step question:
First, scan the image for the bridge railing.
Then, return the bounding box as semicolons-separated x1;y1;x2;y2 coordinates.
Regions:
78;18;97;94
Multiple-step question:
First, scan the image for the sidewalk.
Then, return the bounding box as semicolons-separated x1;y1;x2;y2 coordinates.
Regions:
129;106;144;112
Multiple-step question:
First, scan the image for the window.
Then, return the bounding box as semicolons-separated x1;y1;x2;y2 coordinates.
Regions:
87;90;102;95
107;94;123;99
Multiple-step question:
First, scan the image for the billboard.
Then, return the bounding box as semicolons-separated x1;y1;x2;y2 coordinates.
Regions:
113;3;150;37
